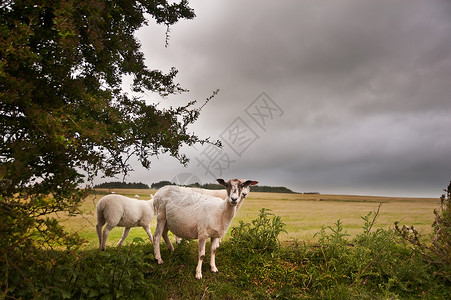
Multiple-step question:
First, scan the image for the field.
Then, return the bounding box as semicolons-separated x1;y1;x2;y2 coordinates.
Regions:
62;189;440;249
9;189;448;299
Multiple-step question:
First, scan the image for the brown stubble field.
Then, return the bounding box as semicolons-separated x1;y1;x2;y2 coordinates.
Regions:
59;189;441;249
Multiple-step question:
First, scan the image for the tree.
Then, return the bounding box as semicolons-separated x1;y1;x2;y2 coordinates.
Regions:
0;0;219;254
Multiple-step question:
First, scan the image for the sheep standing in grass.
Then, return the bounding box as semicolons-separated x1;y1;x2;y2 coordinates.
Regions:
96;194;154;250
174;180;258;244
153;178;256;279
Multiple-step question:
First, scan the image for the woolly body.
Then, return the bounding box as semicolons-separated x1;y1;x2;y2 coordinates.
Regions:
156;186;236;240
96;194;154;250
152;179;256;279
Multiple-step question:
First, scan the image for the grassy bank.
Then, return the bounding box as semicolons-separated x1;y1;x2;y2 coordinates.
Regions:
4;190;448;299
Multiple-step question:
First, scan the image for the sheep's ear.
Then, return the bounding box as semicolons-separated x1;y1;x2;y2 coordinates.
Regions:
217;179;227;187
243;180;258;187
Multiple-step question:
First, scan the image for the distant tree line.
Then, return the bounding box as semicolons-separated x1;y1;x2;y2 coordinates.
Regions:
150;181;295;193
94;182;150;189
251;186;295;193
95;180;312;194
151;181;176;189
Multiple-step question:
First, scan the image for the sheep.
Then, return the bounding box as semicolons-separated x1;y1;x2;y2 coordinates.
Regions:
96;194;154;250
174;180;258;244
152;178;256;279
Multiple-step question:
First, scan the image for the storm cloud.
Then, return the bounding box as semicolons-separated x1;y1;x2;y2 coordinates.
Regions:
113;0;451;197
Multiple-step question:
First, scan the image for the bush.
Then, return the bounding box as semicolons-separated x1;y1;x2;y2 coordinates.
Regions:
219;204;451;298
395;180;451;282
1;238;162;299
276;205;449;299
229;208;286;258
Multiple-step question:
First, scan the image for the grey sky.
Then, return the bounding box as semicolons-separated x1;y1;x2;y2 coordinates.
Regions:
109;0;451;197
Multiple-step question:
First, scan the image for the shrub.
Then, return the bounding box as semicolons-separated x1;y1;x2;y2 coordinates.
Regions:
395;180;451;282
229;208;286;258
277;205;448;298
1;238;162;299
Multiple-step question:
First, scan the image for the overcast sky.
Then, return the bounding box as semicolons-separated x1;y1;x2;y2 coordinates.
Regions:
107;0;451;197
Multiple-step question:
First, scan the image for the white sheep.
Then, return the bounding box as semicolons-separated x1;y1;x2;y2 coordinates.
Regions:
152;178;256;279
96;194;155;250
174;180;258;244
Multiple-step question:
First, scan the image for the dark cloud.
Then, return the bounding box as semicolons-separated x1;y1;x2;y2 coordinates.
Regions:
111;0;451;197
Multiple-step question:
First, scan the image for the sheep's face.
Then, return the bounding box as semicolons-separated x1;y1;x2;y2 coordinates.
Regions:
217;179;258;206
240;179;258;198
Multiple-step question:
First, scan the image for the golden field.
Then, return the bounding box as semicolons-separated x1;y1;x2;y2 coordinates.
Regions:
59;189;441;249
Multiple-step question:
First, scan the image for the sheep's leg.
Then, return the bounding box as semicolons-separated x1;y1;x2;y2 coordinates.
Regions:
96;212;106;250
143;224;153;243
161;226;174;252
196;238;207;280
96;222;104;250
117;227;131;247
210;237;220;273
153;218;165;264
100;224;115;251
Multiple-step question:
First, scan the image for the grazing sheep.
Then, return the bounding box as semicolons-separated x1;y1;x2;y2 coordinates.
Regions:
153;178;256;279
96;194;154;250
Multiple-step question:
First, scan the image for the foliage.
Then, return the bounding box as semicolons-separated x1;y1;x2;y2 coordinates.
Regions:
395;180;451;282
229;208;287;258
0;0;219;257
186;182;223;190
2;208;451;299
223;206;450;298
249;185;294;193
2;238;161;299
94;181;150;189
151;180;175;189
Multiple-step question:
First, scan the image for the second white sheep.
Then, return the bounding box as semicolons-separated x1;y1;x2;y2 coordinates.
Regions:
96;194;154;250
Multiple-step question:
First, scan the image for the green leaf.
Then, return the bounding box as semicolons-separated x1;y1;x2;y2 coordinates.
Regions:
133;237;145;243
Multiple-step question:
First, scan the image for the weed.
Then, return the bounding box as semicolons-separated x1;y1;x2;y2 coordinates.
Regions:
395;180;451;283
229;208;286;258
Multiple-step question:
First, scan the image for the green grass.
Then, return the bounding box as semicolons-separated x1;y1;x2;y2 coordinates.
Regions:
8;190;447;299
62;190;439;248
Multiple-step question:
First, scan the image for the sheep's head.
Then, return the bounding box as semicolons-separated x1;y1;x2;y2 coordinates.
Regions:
240;179;258;198
217;178;257;206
